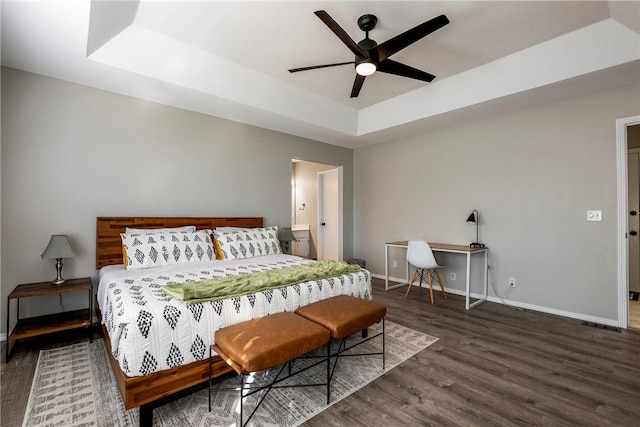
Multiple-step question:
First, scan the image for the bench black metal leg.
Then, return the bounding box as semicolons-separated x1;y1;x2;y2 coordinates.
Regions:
382;318;386;370
209;340;334;426
240;374;245;427
326;319;386;383
326;341;331;404
208;347;212;412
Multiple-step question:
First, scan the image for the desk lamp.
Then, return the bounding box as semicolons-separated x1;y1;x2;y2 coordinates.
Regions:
41;235;75;284
466;210;485;248
278;228;296;254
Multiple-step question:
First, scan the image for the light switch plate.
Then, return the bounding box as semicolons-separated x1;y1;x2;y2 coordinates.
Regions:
587;210;602;221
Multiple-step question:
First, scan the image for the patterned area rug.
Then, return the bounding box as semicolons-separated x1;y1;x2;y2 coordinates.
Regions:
22;321;437;427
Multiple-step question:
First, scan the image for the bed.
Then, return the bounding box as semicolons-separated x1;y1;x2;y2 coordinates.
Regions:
94;217;372;422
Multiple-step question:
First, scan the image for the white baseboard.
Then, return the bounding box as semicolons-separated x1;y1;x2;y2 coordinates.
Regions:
371;273;620;328
484;295;620;327
372;273;407;284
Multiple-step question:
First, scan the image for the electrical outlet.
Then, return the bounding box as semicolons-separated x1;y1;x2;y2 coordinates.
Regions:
587;210;602;222
450;272;456;281
509;277;516;288
392;260;397;268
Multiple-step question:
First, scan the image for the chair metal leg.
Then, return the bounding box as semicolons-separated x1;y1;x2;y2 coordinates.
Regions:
418;269;425;293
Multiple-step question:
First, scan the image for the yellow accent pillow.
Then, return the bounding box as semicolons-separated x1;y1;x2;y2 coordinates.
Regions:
213;236;225;260
122;245;129;268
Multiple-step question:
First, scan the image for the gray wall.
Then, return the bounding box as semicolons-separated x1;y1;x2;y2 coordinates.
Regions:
0;67;354;332
354;84;640;322
3;66;639;335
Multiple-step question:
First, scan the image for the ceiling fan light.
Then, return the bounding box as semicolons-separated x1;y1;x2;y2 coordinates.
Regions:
356;61;376;76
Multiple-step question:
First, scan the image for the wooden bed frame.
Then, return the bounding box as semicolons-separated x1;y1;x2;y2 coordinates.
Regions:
95;216;264;424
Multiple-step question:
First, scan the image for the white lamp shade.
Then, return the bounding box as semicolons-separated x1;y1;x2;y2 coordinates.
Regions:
41;235;75;259
356;61;376;76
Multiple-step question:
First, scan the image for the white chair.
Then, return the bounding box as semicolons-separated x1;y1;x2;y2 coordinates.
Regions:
405;240;448;303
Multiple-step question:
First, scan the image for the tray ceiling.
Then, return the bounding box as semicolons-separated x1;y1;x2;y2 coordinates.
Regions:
2;1;639;148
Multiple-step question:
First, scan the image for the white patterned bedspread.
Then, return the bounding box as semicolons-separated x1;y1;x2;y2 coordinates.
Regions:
97;254;371;377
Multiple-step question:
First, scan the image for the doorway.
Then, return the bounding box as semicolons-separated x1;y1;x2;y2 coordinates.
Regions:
616;116;640;329
627;127;640;329
291;160;342;260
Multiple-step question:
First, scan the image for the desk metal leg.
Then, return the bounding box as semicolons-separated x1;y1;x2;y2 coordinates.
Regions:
384;244;389;290
384;244;408;291
483;251;488;300
468;250;488;310
465;253;471;310
406;260;410;285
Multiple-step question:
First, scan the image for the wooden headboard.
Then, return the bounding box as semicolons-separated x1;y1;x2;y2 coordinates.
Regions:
95;217;263;269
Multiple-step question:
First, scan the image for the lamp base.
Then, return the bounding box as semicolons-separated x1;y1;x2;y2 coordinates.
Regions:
470;242;485;248
51;258;66;285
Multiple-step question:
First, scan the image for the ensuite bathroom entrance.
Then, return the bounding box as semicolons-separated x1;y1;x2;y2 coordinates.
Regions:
291;159;342;261
627;124;640;330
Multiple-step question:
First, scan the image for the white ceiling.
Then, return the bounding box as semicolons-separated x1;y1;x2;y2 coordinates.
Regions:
2;1;639;149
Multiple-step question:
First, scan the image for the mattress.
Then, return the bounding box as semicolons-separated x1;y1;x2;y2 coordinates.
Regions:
97;254;371;377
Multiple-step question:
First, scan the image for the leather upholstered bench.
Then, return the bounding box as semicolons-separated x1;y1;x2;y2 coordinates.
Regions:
209;297;387;426
209;311;331;427
295;295;387;373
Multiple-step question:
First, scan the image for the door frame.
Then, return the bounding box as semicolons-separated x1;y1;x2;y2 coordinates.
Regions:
317;166;343;260
616;115;640;329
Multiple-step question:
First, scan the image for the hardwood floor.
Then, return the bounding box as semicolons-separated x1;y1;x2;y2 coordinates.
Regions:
2;278;639;426
307;279;640;426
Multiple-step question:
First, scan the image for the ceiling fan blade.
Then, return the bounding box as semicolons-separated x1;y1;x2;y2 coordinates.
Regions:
288;61;354;73
376;14;449;62
350;74;366;98
377;59;436;82
315;10;367;57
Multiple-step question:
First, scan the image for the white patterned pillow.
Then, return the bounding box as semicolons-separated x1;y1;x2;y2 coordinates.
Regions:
213;226;282;260
121;229;215;270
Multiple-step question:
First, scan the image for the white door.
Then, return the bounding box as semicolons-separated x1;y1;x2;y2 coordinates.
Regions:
317;168;342;260
628;150;640;295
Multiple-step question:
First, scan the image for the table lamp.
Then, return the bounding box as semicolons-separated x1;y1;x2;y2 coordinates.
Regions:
278;228;296;254
466;210;485;248
41;235;75;284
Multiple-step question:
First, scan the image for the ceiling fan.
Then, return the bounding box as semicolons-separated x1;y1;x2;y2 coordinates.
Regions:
289;10;450;98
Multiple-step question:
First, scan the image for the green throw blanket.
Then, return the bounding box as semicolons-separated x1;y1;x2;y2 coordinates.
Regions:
162;260;361;305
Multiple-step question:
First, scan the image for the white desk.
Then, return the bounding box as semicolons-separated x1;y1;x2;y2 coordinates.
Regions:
384;241;488;310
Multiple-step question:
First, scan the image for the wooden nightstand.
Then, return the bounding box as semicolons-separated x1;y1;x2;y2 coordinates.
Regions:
5;277;93;362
